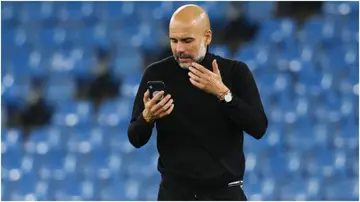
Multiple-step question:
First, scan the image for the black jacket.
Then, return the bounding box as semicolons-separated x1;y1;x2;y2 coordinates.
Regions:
128;51;268;187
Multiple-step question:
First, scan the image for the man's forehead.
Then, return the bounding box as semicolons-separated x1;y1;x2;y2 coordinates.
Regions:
169;21;201;38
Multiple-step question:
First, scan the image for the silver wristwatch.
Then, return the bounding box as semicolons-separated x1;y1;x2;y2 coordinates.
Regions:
224;91;233;102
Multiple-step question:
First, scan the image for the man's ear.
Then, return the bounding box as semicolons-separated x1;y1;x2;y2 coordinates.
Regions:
204;29;212;46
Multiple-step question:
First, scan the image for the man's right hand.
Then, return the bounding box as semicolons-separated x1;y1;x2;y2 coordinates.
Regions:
142;90;174;123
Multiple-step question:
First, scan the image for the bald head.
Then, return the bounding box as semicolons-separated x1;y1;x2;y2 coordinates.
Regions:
169;4;212;69
170;4;210;32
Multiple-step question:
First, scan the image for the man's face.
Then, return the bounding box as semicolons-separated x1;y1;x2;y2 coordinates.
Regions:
169;22;208;69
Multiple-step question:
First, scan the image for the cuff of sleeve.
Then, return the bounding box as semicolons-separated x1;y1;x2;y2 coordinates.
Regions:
220;93;245;108
138;113;155;126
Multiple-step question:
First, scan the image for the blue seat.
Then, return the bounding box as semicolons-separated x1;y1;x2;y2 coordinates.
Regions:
323;178;359;200
84;149;122;179
1;143;23;171
338;118;359;150
97;98;133;127
100;176;130;200
101;1;136;23
295;60;323;95
79;179;101;200
107;125;136;154
243;132;272;156
322;91;342;123
243;2;276;23
44;80;76;103
120;74;142;98
255;18;297;44
54;173;83;200
349;152;359;177
56;2;91;23
52;100;94;127
124;147;158;179
2;29;19;50
66;126;93;145
111;49;144;77
117;24;166;54
36;149;68;175
2;178;9;200
301;17;338;46
36;28;68;47
209;44;232;59
279;178;321;200
236;43;273;67
77;25;110;47
141;175;161;200
18;2;55;25
321;47;358;74
1;2;18;26
322;1;359;19
340;18;359;44
195;1;230;29
10;171;39;200
305;150;348;178
136;1;175;23
260;151;303;180
285;125;319;152
1;128;22;145
243;174;263;200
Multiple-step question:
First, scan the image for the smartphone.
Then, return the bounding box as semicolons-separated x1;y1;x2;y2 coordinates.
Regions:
147;81;166;101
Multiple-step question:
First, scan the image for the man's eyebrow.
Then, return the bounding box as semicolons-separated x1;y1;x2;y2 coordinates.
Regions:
181;37;194;41
169;37;194;40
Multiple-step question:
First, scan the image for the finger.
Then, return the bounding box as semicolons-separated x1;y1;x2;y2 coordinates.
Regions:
188;72;204;83
159;104;175;118
149;91;165;106
143;90;150;103
212;59;220;75
190;78;205;89
162;98;174;112
151;94;171;113
191;62;210;74
189;66;206;78
154;98;173;116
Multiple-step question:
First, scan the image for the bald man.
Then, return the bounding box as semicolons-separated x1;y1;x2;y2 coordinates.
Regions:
128;4;268;201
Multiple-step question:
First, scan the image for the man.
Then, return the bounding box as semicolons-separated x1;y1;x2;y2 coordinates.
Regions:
128;4;268;201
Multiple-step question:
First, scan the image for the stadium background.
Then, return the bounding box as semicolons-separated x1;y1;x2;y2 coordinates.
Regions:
1;1;359;201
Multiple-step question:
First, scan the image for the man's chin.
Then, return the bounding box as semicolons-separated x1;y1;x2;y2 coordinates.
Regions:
178;61;191;69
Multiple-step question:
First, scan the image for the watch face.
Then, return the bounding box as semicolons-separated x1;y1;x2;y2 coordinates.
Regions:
225;93;232;102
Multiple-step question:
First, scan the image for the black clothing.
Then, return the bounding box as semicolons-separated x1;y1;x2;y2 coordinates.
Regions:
128;51;267;197
158;175;247;201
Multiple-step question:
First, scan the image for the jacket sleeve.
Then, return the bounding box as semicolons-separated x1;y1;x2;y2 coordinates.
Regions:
127;68;155;148
220;61;268;139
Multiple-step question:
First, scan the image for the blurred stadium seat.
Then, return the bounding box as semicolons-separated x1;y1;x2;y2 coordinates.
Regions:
1;1;359;201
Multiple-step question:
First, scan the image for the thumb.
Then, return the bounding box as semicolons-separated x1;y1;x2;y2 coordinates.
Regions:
212;59;220;75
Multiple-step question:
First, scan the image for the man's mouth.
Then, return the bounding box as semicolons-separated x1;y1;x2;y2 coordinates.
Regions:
178;57;192;62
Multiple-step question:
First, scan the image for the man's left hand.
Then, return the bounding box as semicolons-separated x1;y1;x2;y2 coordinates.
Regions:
188;59;229;97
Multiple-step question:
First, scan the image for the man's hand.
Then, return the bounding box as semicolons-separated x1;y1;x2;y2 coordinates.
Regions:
142;90;174;123
188;59;229;97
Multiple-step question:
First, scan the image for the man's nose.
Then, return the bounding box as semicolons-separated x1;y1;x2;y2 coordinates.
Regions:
176;42;185;53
